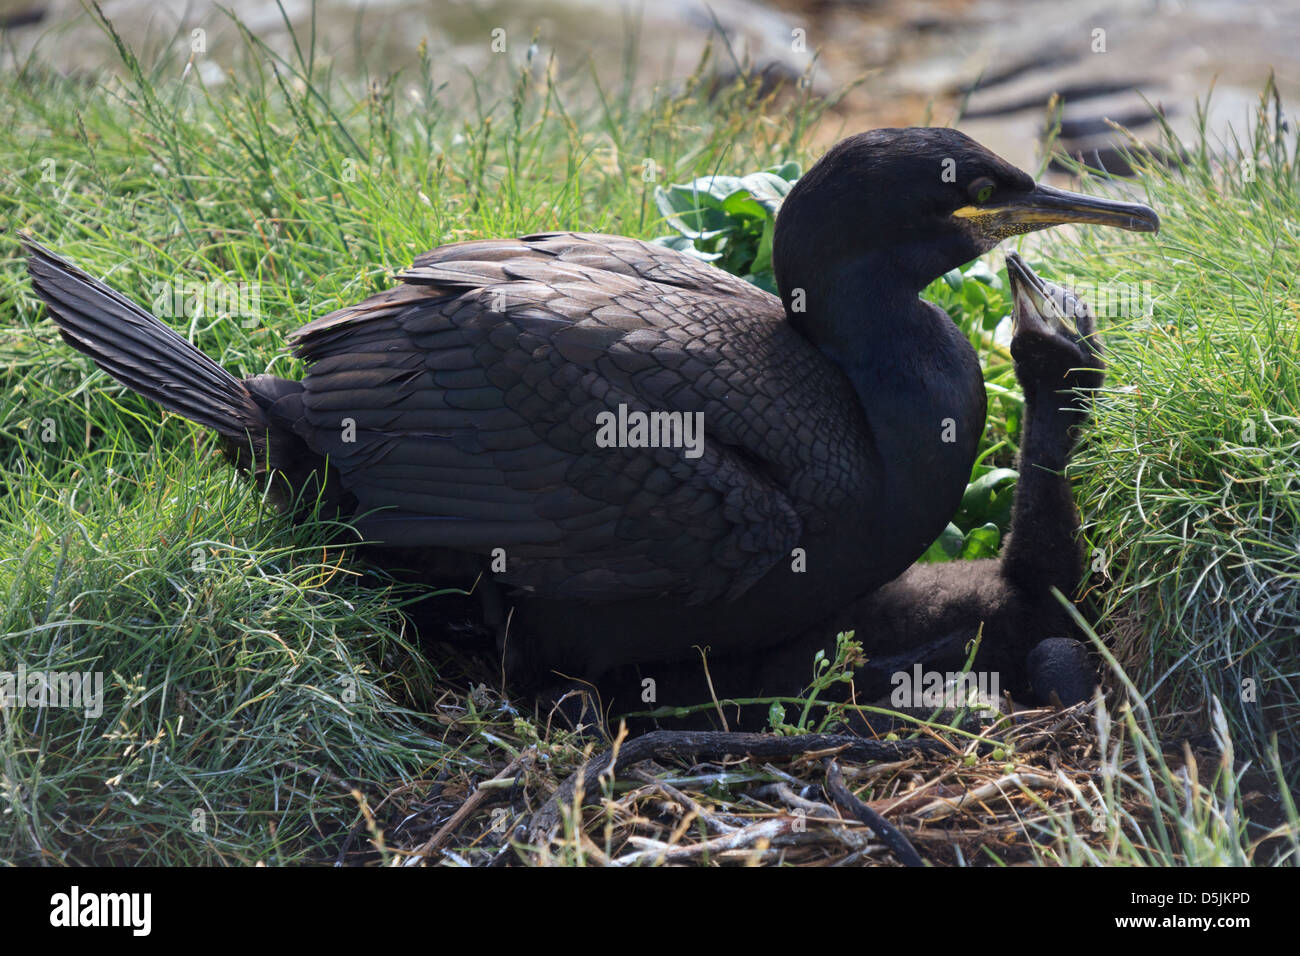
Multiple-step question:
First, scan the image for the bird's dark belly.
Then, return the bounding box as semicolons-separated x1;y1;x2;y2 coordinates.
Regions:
501;368;982;686
506;489;952;683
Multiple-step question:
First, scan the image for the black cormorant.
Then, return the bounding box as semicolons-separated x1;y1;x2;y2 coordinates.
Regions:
23;127;1156;701
618;250;1110;725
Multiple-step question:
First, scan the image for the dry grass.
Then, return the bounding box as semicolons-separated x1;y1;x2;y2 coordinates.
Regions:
361;680;1289;867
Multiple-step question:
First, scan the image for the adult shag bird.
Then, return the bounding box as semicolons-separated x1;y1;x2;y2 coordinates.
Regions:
24;127;1157;693
674;250;1114;719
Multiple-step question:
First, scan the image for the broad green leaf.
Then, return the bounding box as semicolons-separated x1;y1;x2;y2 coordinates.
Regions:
720;190;768;219
654;184;708;216
768;701;788;730
982;297;1009;332
956;467;1018;528
658;205;731;240
652;234;722;261
960;522;1001;559
920;522;964;563
679;174;745;202
738;171;793;209
964;259;1001;289
963;276;990;309
768;160;801;182
751;215;776;277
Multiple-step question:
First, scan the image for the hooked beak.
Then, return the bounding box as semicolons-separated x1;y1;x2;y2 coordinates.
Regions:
955;182;1160;239
1005;251;1076;337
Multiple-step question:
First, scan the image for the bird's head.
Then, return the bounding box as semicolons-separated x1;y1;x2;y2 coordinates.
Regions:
773;127;1159;313
1006;250;1105;401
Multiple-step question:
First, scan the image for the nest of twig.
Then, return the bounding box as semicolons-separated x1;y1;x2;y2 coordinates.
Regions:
354;696;1197;867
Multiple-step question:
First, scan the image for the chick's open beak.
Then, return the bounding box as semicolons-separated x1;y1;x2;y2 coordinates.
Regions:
955;182;1160;240
1005;251;1077;337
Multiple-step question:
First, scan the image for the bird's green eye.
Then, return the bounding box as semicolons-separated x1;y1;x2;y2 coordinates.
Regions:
974;182;995;204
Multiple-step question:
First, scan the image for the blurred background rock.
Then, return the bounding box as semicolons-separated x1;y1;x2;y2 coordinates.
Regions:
3;0;1294;173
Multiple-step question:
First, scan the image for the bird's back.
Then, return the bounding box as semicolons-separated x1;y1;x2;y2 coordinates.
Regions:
286;232;880;608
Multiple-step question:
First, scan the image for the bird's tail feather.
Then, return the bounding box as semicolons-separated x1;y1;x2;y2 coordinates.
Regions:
23;238;265;439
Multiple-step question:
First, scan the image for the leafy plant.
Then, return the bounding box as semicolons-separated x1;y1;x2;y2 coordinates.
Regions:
920;467;1019;563
767;630;865;735
651;162;800;292
931;258;1014;336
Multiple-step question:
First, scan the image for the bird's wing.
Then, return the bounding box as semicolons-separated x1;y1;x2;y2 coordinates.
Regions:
287;232;859;604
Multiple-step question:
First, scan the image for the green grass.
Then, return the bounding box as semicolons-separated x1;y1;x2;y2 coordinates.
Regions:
1;446;451;863
1027;604;1297;866
0;7;1295;864
1033;83;1300;786
0;6;833;865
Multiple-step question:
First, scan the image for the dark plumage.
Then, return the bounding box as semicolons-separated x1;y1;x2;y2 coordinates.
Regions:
569;251;1110;725
23;127;1156;705
852;251;1111;705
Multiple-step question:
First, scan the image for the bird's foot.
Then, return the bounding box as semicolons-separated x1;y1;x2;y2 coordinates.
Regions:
1025;637;1096;706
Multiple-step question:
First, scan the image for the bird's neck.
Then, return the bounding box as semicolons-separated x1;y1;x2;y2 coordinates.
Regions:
832;296;982;472
1019;384;1076;472
769;251;982;574
786;252;951;403
785;254;986;566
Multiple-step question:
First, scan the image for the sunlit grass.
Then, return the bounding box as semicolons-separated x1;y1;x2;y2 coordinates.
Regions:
1033;80;1300;789
0;6;830;864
